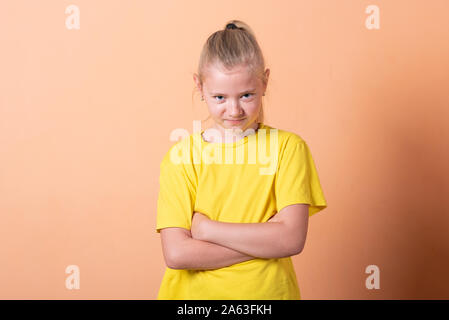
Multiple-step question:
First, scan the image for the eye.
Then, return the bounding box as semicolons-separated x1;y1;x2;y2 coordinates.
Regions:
213;93;254;101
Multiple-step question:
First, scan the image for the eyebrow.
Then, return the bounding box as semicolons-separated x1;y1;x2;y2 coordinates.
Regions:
210;89;256;95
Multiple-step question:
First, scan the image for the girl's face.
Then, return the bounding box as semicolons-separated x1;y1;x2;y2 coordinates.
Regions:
194;63;269;139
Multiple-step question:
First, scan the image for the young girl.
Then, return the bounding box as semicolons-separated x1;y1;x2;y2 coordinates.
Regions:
156;20;327;300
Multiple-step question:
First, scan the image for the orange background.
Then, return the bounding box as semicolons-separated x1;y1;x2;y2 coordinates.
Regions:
1;0;448;299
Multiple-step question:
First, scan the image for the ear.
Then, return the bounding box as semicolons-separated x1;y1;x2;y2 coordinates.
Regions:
193;73;202;93
263;68;270;91
265;68;270;79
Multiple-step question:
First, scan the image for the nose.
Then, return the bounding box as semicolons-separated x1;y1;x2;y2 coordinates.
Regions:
228;102;244;118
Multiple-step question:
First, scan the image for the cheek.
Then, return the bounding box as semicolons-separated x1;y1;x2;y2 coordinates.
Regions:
245;102;262;115
207;105;225;117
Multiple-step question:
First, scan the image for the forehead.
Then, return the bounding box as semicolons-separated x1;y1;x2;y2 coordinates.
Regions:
203;63;260;92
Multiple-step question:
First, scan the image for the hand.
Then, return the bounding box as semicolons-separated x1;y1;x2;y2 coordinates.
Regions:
191;211;210;241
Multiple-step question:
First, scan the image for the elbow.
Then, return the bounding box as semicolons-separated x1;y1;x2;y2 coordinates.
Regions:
289;243;305;256
164;247;185;270
284;238;306;257
160;227;192;270
166;257;178;270
166;250;185;270
282;226;307;257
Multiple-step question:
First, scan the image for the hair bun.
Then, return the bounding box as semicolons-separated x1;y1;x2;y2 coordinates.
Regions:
226;23;238;29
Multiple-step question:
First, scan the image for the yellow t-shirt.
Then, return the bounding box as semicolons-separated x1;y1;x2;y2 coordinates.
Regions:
155;123;327;299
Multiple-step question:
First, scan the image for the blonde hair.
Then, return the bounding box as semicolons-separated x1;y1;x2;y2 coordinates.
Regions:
193;20;268;125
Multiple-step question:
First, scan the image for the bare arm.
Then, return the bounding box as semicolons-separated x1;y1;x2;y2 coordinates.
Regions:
160;227;256;270
191;204;310;259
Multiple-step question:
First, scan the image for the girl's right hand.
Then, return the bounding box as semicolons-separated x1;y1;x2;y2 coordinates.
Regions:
191;211;210;241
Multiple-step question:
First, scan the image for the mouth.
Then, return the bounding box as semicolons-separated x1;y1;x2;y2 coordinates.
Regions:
225;118;245;124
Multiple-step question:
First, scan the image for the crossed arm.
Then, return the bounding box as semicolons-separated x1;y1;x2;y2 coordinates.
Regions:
160;203;309;270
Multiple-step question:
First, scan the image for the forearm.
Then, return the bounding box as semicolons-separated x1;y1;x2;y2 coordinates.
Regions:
171;236;256;271
202;220;292;259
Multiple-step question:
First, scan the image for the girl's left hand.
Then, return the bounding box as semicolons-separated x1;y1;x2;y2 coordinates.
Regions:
191;212;210;241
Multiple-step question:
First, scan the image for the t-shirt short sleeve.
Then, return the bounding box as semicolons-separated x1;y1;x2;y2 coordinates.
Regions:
275;137;327;217
155;154;196;233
